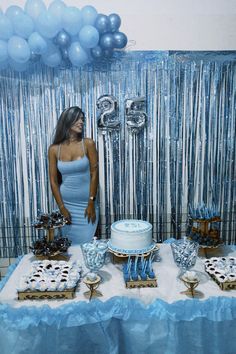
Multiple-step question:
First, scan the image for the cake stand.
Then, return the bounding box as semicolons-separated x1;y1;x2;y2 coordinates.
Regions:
108;242;159;263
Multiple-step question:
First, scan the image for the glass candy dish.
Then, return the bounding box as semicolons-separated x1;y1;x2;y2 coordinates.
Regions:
171;238;199;277
81;240;108;280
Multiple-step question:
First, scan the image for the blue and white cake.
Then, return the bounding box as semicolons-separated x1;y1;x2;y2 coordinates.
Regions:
108;219;154;255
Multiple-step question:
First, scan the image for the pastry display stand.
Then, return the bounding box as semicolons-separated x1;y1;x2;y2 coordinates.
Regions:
83;275;102;301
190;217;223;257
180;275;200;298
34;225;70;261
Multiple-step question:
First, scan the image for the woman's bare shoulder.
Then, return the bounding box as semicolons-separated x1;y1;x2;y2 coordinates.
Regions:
84;138;96;148
48;144;58;156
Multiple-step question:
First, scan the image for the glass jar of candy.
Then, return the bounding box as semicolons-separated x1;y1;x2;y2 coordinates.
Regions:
81;240;108;279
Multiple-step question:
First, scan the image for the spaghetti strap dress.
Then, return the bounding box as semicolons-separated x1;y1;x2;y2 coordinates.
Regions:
57;140;98;244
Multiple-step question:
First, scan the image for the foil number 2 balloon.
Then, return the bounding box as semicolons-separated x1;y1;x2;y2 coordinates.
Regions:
97;95;119;130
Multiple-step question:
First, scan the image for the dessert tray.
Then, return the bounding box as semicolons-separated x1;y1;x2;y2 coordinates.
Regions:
17;260;82;300
123;254;157;289
204;257;236;290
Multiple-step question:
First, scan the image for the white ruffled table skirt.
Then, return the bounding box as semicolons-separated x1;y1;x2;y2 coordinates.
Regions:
0;244;236;354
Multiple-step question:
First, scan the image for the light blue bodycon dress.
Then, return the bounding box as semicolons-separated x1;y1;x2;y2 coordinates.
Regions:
57;140;98;244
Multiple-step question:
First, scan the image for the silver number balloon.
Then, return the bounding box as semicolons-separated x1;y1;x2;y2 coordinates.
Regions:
125;97;147;132
97;95;119;129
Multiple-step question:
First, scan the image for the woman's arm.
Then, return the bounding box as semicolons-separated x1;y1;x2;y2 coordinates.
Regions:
84;139;98;223
48;145;71;223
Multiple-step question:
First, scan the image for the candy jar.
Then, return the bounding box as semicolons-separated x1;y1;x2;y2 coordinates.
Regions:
171;238;199;277
81;239;108;280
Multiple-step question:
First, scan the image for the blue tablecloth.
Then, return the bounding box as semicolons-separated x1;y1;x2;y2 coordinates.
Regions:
0;253;236;354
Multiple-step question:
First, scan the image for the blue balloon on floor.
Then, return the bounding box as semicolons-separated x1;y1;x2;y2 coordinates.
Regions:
28;32;48;54
68;41;89;66
81;5;97;26
8;36;31;63
79;25;99;49
0;40;8;62
0;15;14;40
95;14;110;33
109;14;121;32
100;33;114;49
113;32;128;48
25;0;47;20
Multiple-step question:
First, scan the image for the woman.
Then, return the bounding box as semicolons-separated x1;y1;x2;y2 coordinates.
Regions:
48;106;99;244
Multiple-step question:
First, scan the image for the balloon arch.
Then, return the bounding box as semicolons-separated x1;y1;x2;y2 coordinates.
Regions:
0;0;128;71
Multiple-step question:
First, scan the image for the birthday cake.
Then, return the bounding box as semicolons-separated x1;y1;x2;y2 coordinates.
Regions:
108;219;154;255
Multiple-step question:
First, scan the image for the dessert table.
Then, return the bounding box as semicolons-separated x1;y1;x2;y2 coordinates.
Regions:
0;244;236;354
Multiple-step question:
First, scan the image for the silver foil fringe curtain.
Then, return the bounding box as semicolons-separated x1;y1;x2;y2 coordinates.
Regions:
0;51;235;257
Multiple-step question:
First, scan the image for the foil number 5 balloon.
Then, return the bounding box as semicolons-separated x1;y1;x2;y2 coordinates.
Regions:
125;97;147;133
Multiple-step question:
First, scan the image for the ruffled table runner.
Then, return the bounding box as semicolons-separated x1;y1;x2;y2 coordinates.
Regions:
0;245;236;354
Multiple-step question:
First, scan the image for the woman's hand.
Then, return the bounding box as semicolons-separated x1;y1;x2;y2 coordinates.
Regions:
85;200;96;224
60;205;72;224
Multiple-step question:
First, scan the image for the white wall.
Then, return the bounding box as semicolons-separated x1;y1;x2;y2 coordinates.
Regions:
1;0;236;50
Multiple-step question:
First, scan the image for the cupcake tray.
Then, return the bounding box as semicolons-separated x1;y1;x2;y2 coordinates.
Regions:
205;269;236;291
125;277;157;289
17;285;77;300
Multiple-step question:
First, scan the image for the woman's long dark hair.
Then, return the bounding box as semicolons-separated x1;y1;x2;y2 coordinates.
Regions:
53;106;85;144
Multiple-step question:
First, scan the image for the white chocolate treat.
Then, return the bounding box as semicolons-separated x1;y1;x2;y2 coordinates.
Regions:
109;219;153;254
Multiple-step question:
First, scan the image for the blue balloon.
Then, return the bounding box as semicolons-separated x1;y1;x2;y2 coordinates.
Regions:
113;32;128;49
90;45;103;60
61;47;69;60
30;51;40;62
25;0;46;20
79;25;99;49
42;43;62;67
12;13;34;39
0;40;8;62
28;32;48;54
103;48;114;58
81;6;97;26
0;60;8;71
55;30;71;47
62;7;82;35
48;0;66;21
6;6;24;20
9;58;29;72
36;10;61;38
68;41;89;66
100;33;114;49
8;36;31;63
0;15;14;40
95;14;110;34
109;14;121;32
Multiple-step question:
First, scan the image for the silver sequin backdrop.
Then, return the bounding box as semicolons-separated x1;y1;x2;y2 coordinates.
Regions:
0;51;235;256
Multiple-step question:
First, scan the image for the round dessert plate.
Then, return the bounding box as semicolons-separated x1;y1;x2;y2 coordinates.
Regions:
107;241;158;256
